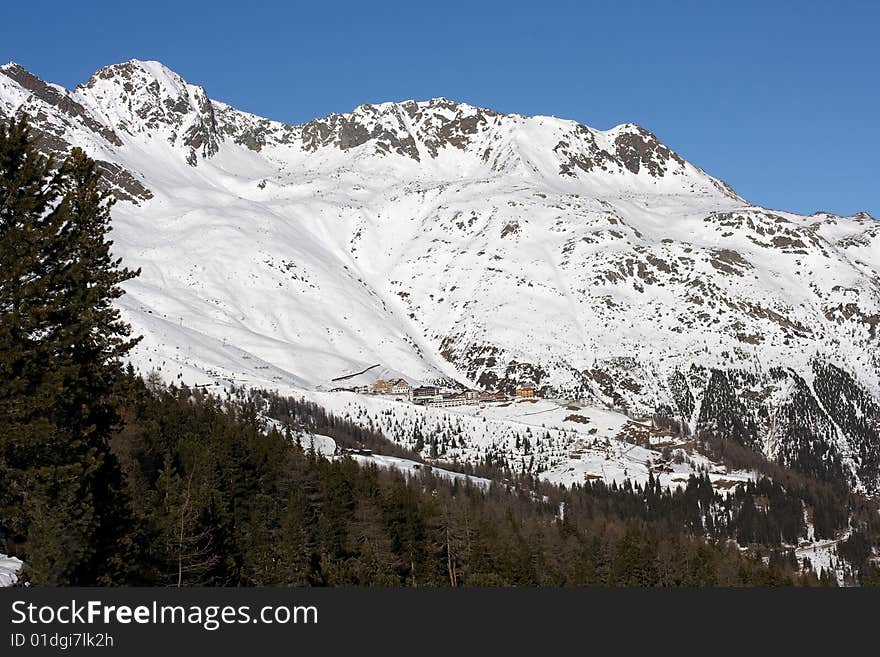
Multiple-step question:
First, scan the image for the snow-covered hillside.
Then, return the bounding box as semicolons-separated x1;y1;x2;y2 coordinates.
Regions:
2;59;878;492
279;388;756;493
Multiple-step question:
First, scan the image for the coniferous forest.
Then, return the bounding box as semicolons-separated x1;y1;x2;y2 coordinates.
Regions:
1;116;879;587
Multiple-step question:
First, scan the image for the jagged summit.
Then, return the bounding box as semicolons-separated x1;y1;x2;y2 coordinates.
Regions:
74;59;220;166
1;59;739;198
86;58;176;78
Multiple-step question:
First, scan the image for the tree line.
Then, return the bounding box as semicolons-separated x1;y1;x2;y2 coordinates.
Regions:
100;377;849;587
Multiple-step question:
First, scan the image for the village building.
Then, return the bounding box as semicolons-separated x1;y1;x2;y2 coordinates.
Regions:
389;379;412;398
372;379;394;393
412;386;442;404
515;383;536;399
372;378;411;396
427;393;472;408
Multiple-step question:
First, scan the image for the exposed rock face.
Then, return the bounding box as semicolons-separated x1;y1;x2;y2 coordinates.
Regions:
299;103;421;160
612;124;685;176
554;124;617;176
92;160;153;204
212;101;296;152
0;62;122;145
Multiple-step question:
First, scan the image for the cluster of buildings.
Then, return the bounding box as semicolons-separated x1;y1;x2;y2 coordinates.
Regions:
412;385;505;407
333;377;537;408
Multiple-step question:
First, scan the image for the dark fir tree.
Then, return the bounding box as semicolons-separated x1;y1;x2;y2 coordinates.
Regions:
0;118;139;584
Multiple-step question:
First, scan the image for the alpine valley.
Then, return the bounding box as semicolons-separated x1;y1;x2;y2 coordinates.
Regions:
2;58;878;504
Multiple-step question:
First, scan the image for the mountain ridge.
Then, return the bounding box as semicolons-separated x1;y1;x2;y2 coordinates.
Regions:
1;58;878;493
4;59;742;198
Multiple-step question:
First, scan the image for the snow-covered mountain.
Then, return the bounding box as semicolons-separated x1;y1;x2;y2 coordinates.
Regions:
2;59;878;492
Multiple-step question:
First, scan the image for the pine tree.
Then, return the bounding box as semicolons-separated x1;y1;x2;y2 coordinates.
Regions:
152;456;219;586
0;118;139;584
0;116;72;580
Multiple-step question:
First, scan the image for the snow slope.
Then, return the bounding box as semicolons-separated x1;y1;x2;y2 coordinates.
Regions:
265;386;755;494
279;428;494;490
2;59;878;492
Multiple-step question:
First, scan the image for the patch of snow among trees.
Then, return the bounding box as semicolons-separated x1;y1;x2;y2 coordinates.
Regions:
0;554;22;587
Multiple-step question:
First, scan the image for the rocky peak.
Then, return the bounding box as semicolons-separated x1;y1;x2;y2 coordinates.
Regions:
0;62;122;146
74;59;219;165
607;123;686;177
298;97;501;159
298;100;420;159
212;95;504;165
285;96;735;194
406;98;501;158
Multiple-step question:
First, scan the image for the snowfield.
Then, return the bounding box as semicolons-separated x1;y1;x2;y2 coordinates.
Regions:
347;453;493;491
281;429;494;490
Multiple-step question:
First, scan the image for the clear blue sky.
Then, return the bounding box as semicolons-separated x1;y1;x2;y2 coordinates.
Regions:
2;0;878;216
